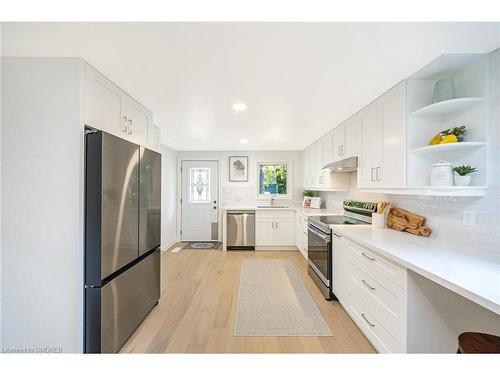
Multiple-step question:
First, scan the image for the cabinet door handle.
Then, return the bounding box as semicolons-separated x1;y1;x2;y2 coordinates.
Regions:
376;167;381;181
361;313;375;327
121;116;128;132
361;252;376;261
272;222;275;229
275;221;278;229
370;168;375;181
311;177;315;185
341;145;345;155
362;279;376;291
127;119;133;134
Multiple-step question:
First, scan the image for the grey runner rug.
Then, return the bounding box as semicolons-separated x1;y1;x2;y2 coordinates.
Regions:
234;259;332;336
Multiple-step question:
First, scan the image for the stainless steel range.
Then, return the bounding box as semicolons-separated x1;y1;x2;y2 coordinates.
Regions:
307;200;376;300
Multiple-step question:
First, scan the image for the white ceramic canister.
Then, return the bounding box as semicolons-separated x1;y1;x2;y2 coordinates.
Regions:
430;160;454;186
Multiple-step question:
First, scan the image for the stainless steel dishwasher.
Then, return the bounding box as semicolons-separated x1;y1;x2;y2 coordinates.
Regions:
226;211;255;250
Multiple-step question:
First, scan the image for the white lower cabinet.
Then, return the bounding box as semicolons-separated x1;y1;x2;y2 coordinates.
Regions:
333;236;408;353
255;211;295;248
295;213;308;258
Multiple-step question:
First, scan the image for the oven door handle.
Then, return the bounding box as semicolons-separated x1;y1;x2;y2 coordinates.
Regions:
308;225;331;242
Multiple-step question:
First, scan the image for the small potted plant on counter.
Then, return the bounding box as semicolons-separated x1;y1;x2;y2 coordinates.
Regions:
303;190;314;208
453;164;477;186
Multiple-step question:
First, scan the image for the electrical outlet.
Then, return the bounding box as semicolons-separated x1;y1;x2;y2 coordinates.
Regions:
463;211;475;227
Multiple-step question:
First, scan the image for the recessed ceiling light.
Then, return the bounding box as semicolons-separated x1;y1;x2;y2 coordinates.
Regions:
240;138;248;144
232;102;247;112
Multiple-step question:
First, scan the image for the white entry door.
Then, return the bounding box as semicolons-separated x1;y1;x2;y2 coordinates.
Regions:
181;160;219;241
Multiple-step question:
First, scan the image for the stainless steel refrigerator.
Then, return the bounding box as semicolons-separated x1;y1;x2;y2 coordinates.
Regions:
84;130;161;353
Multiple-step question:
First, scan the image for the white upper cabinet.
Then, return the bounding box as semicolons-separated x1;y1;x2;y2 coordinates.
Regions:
303;52;492;197
343;115;361;159
303;148;310;187
359;81;406;189
84;65;123;137
331;114;361;163
379;81;406;188
332;125;345;162
359;98;383;188
315;140;325;187
302;144;315;189
84;64;153;149
323;131;334;166
148;123;161;152
123;96;150;147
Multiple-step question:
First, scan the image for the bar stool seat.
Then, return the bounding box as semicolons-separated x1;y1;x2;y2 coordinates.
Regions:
458;332;500;353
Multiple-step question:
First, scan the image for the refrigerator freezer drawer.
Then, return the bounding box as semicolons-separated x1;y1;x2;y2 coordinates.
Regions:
85;249;160;353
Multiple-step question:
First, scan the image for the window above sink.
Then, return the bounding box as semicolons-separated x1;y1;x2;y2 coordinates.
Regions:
256;161;292;200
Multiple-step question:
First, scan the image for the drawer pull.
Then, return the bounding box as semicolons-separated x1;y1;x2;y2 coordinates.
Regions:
361;313;375;327
361;252;376;261
362;279;375;291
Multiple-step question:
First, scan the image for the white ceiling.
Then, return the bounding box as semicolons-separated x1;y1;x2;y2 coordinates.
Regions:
2;22;499;151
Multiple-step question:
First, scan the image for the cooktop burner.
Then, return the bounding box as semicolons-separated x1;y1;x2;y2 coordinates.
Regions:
308;200;377;233
315;215;366;225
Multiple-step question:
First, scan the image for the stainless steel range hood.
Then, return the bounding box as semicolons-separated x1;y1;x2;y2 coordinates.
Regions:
322;156;358;173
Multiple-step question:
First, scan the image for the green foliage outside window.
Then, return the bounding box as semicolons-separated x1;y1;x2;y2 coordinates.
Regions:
259;164;288;195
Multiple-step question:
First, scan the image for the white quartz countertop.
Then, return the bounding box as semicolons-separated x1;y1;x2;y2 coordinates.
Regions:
222;205;342;216
329;225;500;315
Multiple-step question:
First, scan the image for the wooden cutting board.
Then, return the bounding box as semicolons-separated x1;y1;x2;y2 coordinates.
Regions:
386;208;432;236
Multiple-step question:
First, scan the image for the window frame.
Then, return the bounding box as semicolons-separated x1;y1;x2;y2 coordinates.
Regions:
188;166;211;204
255;161;293;200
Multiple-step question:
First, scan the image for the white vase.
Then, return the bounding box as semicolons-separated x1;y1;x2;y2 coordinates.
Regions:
454;174;472;186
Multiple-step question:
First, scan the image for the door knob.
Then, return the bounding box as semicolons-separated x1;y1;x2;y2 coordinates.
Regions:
213;206;217;209
213;200;217;204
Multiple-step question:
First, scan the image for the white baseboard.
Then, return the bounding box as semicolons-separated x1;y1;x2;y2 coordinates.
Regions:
161;239;178;252
255;246;299;251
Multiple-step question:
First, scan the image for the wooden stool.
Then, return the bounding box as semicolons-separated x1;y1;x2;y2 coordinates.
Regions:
457;332;500;353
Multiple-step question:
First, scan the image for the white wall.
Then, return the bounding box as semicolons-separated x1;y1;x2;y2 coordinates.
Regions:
1;58;84;352
176;150;303;239
177;150;303;204
161;144;178;250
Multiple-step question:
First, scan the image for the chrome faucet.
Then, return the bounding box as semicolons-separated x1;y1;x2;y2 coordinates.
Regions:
270;195;275;206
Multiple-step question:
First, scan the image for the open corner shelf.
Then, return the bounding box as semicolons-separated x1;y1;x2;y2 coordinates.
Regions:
410;141;486;155
411;97;483;118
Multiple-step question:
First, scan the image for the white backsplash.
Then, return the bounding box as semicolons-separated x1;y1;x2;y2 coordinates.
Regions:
319;173;500;257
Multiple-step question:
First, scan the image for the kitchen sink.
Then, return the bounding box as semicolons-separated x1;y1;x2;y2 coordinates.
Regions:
256;205;289;208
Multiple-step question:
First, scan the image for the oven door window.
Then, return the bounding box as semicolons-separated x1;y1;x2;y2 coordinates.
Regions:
308;226;331;282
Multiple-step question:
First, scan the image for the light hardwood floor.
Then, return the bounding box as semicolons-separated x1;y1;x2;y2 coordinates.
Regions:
120;246;375;353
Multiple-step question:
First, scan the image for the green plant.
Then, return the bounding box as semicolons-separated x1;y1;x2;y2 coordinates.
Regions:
440;125;467;139
453;165;477;176
303;190;315;197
